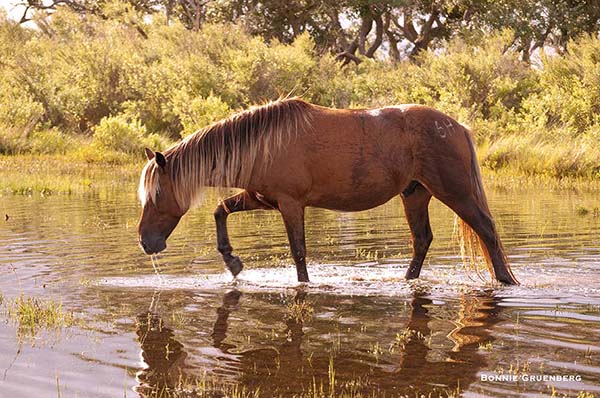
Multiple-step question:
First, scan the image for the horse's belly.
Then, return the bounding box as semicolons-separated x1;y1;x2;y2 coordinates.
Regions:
307;186;400;212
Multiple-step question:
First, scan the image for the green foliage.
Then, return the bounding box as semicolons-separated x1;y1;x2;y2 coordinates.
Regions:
4;294;77;342
0;9;599;177
30;128;74;155
92;114;147;153
524;34;600;137
413;32;534;115
173;92;232;137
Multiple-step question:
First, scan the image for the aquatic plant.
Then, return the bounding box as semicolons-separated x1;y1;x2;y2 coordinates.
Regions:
285;297;315;324
4;294;78;343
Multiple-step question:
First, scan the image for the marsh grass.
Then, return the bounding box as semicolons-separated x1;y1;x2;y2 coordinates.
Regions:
138;373;260;398
480;134;600;180
285;298;315;324
481;168;600;193
0;155;141;195
3;294;78;343
478;341;494;351
137;371;464;398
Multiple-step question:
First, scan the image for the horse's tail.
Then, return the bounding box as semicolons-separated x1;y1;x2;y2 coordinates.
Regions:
455;126;517;283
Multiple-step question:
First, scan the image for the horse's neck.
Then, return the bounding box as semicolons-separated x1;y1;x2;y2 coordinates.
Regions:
193;131;247;189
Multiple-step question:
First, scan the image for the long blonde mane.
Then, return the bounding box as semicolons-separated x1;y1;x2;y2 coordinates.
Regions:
139;98;313;210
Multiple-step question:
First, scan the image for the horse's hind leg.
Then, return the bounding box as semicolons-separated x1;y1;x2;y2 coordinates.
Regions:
214;191;275;277
425;183;517;284
401;182;433;280
446;201;517;284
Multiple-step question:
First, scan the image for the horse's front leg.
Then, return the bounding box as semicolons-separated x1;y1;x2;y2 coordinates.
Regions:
278;198;309;282
214;191;274;277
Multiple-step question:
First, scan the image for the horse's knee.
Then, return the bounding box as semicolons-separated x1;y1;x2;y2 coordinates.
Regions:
414;229;433;254
214;204;227;221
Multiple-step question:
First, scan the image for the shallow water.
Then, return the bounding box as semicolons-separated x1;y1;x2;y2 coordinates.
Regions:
0;183;599;397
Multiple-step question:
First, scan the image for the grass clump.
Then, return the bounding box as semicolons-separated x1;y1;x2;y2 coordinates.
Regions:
4;294;77;342
284;298;315;324
576;206;600;217
576;206;590;216
139;373;260;398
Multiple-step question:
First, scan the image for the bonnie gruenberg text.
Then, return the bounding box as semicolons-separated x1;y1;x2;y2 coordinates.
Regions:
480;374;583;383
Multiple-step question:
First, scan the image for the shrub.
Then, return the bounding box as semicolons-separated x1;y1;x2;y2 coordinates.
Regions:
143;133;172;152
173;92;232;137
408;31;537;132
0;126;29;154
522;34;600;136
92;114;146;153
30;128;73;154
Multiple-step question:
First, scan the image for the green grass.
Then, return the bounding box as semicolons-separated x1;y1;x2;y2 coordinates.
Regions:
0;154;142;196
285;298;315;324
479;134;600;192
481;168;600;193
3;294;78;342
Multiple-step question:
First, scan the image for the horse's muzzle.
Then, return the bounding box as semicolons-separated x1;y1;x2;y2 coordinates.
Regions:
139;237;167;255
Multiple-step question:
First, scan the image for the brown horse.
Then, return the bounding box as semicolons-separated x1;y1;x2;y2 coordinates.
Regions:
137;98;518;285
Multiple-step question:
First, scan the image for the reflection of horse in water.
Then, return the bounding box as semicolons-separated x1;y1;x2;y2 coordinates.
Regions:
134;312;188;396
210;290;503;396
212;290;306;377
134;290;504;397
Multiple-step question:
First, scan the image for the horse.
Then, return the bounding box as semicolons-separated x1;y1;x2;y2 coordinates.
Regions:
137;98;519;285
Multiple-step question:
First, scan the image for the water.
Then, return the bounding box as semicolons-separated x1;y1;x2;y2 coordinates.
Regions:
0;183;599;397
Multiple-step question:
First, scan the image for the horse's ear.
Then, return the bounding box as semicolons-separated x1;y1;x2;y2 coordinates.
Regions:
155;152;167;169
145;147;154;160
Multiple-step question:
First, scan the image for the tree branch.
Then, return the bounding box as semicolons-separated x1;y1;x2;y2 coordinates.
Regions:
365;13;383;58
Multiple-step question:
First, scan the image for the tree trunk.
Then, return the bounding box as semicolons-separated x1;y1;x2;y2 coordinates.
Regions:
365;14;383;58
357;14;373;55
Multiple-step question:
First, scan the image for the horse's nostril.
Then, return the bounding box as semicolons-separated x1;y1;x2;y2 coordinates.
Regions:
140;240;150;253
139;236;166;255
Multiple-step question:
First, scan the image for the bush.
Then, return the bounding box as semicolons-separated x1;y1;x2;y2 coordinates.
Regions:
522;34;600;137
30;128;73;154
173;92;232;136
0;126;29;154
92;114;146;153
407;32;537;134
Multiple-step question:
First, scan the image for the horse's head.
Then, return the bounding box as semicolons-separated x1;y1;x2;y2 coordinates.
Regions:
137;148;185;255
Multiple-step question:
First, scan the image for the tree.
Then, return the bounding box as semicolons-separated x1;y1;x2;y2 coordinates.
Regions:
15;0;600;63
477;0;600;61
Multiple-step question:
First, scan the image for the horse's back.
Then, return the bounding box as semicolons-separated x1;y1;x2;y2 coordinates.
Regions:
281;106;415;210
249;103;473;211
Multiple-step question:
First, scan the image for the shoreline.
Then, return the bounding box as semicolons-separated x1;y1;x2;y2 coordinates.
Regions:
1;154;600;197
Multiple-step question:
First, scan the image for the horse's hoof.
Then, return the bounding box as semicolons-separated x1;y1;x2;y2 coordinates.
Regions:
498;276;519;286
226;256;244;276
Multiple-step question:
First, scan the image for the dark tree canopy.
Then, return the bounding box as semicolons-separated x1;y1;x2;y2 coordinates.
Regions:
15;0;600;62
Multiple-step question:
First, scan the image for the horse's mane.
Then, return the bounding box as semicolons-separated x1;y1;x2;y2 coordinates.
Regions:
139;97;314;210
